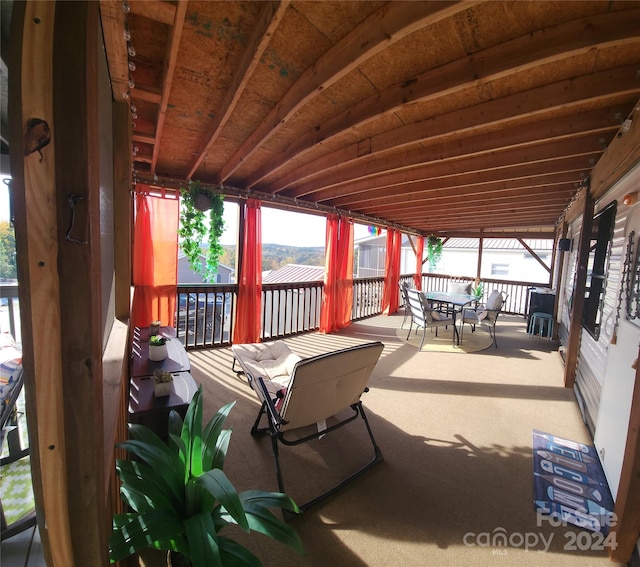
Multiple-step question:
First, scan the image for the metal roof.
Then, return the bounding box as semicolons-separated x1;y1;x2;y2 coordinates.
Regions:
262;264;324;284
356;235;552;251
445;238;553;250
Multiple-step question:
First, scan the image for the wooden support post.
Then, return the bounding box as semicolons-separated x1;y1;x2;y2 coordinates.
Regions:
8;2;74;565
52;3;109;563
476;230;483;281
564;182;594;389
113;100;132;320
610;349;640;562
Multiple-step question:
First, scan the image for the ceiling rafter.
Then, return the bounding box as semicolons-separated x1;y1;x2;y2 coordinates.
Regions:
263;65;640;192
150;0;188;176
186;1;290;181
362;187;577;215
256;9;640;192
283;110;619;200
129;0;176;25
216;0;475;184
104;1;640;237
99;0;128;101
294;136;603;204
327;157;593;209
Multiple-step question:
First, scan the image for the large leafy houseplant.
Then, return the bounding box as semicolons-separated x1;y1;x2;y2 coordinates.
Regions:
109;386;303;566
178;181;225;283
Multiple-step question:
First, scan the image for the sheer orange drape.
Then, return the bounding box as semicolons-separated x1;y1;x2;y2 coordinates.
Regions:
413;235;424;290
320;215;353;333
233;199;262;344
382;229;402;315
131;188;179;327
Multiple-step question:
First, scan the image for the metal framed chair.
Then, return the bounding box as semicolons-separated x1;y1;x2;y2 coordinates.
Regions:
239;341;385;517
399;282;411;329
405;288;454;349
460;290;508;348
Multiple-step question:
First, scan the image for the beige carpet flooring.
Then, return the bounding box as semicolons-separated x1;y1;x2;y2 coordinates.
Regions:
153;313;623;567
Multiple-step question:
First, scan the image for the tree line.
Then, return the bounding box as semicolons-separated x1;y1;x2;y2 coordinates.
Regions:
220;244;325;272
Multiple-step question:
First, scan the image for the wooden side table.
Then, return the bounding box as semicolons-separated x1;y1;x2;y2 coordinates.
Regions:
128;371;198;440
131;326;190;378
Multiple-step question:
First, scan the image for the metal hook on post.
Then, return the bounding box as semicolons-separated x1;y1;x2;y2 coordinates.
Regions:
65;194;87;245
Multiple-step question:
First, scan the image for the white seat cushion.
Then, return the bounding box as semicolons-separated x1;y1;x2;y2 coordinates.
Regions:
232;341;302;396
449;281;472;295
486;290;504;311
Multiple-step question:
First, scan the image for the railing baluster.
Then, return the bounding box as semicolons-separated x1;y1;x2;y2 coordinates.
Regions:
169;275;547;350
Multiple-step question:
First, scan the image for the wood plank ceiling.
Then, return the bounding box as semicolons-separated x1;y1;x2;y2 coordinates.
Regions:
100;0;640;237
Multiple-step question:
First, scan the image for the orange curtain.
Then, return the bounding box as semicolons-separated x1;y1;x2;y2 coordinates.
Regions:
382;229;402;315
320;215;353;333
336;217;354;329
233;199;262;344
131;188;179;327
413;235;424;290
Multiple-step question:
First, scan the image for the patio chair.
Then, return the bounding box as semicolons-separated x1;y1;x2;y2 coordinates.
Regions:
405;288;454;349
1;334;36;540
235;340;385;516
399;282;411;328
460;290;508;348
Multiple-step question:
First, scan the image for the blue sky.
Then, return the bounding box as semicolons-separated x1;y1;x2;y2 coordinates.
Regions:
0;177;370;247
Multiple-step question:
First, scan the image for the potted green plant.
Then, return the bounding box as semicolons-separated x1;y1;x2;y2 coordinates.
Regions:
109;386;303;566
178;180;225;283
153;369;174;397
471;280;484;301
426;235;443;271
149;335;168;361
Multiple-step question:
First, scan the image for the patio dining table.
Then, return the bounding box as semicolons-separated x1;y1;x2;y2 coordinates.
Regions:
423;291;477;345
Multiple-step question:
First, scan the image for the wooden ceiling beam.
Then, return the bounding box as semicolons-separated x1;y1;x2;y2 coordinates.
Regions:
419;213;561;232
362;189;576;217
253;10;640;190
431;230;557;239
186;1;290;181
151;0;187;176
283;110;617;199
132;88;162;104
132;133;155;145
396;200;571;221
264;66;640;193
217;1;475;184
129;0;176;25
99;1;129;101
330;163;589;208
348;175;580;211
300;138;600;204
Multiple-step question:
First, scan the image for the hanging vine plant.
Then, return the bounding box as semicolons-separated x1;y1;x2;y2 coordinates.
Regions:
178;180;225;283
426;235;443;271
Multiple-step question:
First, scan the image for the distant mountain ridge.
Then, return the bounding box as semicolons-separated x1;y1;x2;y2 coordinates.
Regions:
220;243;325;272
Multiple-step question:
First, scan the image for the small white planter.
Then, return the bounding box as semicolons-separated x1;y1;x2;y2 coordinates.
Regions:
154;380;172;397
148;343;168;361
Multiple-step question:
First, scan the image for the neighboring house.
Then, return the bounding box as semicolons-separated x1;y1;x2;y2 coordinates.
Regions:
355;234;553;284
439;238;553;284
177;252;234;284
